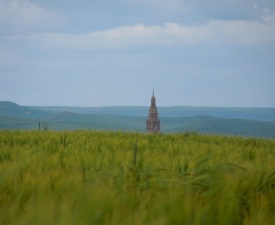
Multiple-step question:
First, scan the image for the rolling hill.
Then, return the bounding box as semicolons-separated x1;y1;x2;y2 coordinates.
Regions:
0;101;52;119
1;101;275;138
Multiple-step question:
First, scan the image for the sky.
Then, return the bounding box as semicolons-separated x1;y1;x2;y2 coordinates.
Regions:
0;0;275;107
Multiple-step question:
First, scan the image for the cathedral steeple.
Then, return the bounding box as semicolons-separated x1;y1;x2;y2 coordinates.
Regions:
146;90;160;133
151;89;156;108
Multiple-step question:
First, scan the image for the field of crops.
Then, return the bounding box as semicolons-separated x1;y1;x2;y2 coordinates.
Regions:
0;130;275;225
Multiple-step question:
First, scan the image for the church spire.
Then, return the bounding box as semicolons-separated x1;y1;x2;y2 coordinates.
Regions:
151;89;156;108
146;90;160;133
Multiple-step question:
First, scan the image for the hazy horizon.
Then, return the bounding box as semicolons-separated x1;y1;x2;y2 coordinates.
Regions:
1;1;275;107
3;100;275;109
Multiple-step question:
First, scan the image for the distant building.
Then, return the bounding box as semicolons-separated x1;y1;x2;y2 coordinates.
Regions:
146;90;160;133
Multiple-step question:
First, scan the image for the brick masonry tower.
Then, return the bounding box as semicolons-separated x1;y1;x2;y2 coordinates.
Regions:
146;90;160;133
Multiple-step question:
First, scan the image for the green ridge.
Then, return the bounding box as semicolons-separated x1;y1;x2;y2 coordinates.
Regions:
1;101;275;138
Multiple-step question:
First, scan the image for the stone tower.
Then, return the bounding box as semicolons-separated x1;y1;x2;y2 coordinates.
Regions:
146;90;160;133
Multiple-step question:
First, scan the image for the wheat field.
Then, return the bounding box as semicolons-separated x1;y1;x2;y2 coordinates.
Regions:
0;130;275;225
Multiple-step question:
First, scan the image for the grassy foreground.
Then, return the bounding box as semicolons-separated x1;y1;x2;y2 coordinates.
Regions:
0;130;275;225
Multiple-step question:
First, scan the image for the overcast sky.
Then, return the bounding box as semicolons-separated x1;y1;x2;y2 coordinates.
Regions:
0;0;275;107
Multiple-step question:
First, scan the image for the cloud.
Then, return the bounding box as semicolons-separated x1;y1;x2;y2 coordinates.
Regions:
9;18;274;50
262;8;275;23
0;0;60;31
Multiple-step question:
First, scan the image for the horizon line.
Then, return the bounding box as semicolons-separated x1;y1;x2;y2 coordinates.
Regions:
1;100;275;109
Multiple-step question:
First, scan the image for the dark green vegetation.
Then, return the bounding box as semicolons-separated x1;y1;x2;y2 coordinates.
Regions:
1;101;275;138
0;130;275;225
